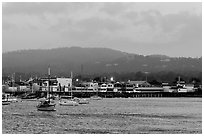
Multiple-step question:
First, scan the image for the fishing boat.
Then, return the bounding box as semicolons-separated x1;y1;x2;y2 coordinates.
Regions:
37;67;56;111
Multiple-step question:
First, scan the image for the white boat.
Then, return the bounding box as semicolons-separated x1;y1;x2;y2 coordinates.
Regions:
59;71;80;106
90;95;102;100
59;99;79;106
73;97;89;104
59;96;79;106
8;97;18;103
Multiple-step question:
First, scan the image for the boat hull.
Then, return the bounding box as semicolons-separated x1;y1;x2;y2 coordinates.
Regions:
78;101;89;104
59;101;79;106
78;99;89;104
90;96;102;100
37;106;56;111
73;98;89;104
22;99;37;101
37;100;56;111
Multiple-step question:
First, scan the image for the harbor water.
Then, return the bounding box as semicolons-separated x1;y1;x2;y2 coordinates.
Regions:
2;98;202;134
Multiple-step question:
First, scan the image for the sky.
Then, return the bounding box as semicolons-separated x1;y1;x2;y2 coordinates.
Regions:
2;2;202;57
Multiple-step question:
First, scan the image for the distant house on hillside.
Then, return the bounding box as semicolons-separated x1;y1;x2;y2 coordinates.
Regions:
128;81;151;87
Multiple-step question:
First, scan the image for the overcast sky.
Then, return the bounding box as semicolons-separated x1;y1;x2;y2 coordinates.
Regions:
2;2;202;57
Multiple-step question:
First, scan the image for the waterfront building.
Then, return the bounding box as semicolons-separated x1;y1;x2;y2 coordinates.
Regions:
57;78;72;92
107;83;114;92
185;84;195;92
128;80;151;87
82;82;98;92
114;82;122;93
99;83;107;92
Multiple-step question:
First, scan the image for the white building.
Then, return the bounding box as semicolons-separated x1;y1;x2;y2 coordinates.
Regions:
57;78;72;92
57;78;72;87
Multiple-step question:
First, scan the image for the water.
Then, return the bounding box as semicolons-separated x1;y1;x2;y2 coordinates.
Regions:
2;98;202;134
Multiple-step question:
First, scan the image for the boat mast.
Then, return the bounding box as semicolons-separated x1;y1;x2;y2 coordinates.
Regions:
48;67;51;103
71;71;73;98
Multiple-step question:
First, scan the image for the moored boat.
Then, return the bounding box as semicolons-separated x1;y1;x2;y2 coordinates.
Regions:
37;100;56;111
36;67;56;111
90;95;102;100
59;99;79;106
59;96;79;106
8;97;19;103
73;97;89;104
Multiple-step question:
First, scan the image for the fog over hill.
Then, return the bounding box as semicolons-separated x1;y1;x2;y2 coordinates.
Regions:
2;47;202;78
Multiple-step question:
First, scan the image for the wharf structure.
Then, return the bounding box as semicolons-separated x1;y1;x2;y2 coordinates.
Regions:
2;77;202;98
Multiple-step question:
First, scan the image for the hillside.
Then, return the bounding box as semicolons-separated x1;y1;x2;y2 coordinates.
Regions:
2;47;202;77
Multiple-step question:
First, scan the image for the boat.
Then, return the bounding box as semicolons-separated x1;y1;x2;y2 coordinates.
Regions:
59;72;79;106
37;67;56;111
37;100;56;111
90;86;102;100
90;95;102;100
59;96;79;106
8;97;19;103
73;97;89;104
59;99;79;106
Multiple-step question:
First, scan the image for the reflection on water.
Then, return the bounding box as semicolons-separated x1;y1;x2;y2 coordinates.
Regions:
2;98;202;134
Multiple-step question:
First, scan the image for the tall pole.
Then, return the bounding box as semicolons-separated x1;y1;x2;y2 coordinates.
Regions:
48;67;50;102
71;71;73;98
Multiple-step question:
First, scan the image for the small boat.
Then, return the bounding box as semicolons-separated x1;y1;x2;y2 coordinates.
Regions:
59;71;79;106
59;96;79;106
8;97;18;103
90;87;102;100
36;67;56;111
59;99;79;106
90;95;102;100
73;97;89;104
37;100;56;111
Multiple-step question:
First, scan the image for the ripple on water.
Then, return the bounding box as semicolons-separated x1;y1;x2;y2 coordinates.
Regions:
2;98;202;134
